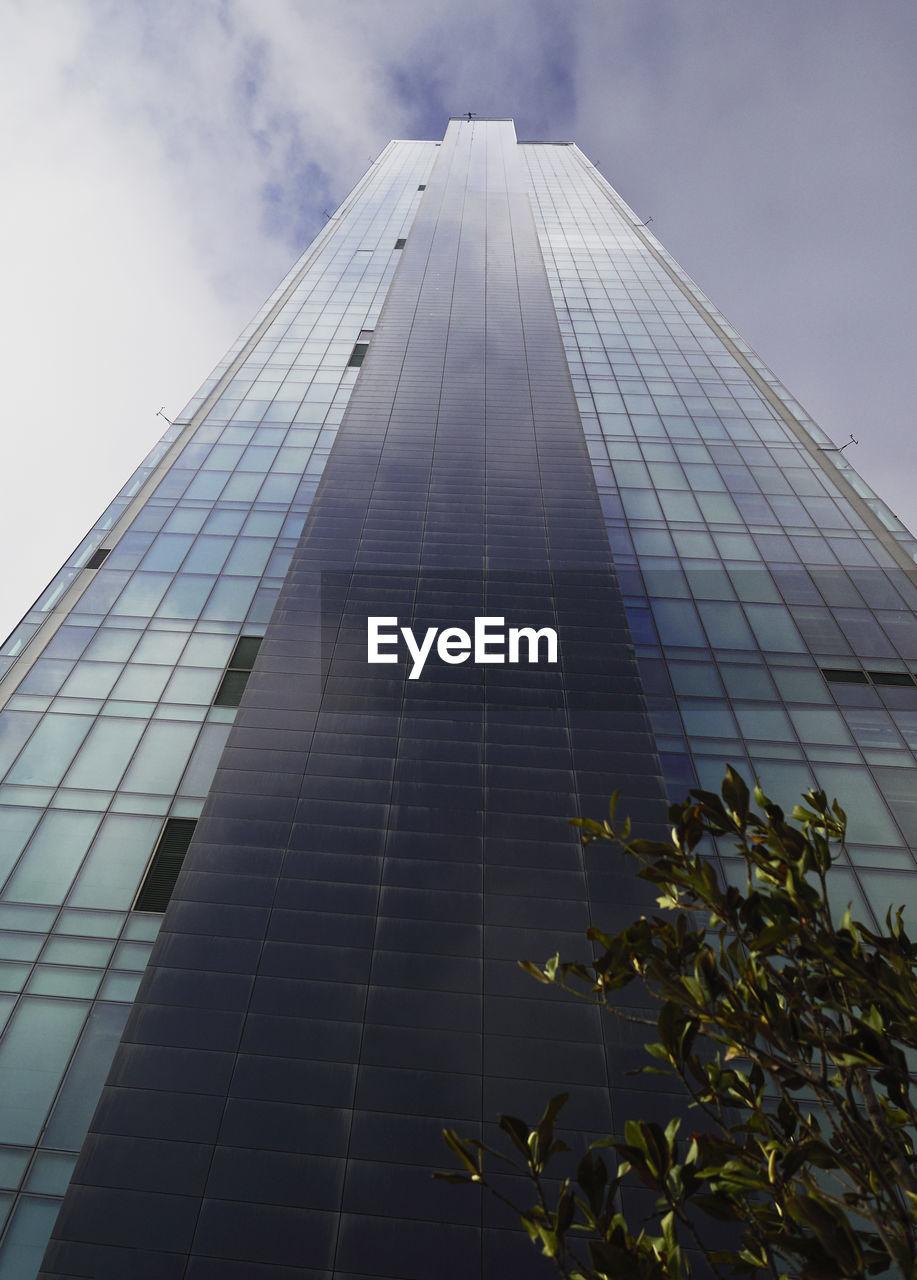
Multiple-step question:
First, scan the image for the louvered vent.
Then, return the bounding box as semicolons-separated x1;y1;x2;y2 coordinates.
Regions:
133;818;197;913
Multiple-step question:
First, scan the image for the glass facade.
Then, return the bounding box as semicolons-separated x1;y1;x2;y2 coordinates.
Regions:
0;141;436;1275
0;118;908;1277
522;142;917;929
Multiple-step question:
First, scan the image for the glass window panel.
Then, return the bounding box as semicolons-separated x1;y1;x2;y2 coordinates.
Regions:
0;1195;63;1277
0;963;29;992
771;667;832;704
180;634;235;668
185;471;229;499
720;664;776;700
813;765;901;846
5;715;94;787
788;706;854;746
680;701;739;738
109;663;171;702
68;814;162;910
27;966;102;998
889;710;917;751
59;662;123;699
0;810;42;890
734;704;795;741
182;536;233;575
0;714;41;781
750;758;816;803
156;575;216;620
243;511;285;536
121;914;162;941
201;577;259;622
271;446;312;473
0;997;88;1144
41;937;115;967
632;530;674;555
832;610;897;659
744;605;807;654
163;667;221;705
132;631;188;665
857;869;917;932
41;1002;131;1153
204;508;246;535
98;971;142;1002
0;997;17;1033
668;663;724;697
163;507;207;534
72;570;132;615
620;489;663;520
24;1151;77;1195
223;538;274;576
0;1148;29;1191
15;660;73;697
120;722;201;795
869;766;917;845
110;571;173;617
697;601;756;650
696;492;741;523
220;472;262;501
3;811;101;905
258;474;299;503
683;564;735;601
140;534;195;572
835;707;901;749
0;934;42;963
650;600;706;648
112;940;154;971
54;909;124;938
875;611;917;659
62;719;146;791
177;722;233;797
727;568;781;604
658;490;702;522
42;627;93;660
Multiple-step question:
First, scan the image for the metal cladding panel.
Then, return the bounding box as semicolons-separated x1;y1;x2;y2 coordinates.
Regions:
41;121;668;1278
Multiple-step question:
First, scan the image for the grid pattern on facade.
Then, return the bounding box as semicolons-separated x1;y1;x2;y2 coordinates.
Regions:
0;143;437;1273
40;119;669;1280
522;141;917;929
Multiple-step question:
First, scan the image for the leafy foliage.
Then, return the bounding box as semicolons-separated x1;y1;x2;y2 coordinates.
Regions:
440;768;917;1279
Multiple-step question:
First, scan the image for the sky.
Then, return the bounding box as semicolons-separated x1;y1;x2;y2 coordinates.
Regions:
1;0;916;643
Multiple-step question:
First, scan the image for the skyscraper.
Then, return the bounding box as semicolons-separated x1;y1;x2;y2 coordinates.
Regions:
0;117;912;1278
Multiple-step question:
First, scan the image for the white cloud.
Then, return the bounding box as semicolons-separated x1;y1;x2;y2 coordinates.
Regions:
0;0;915;643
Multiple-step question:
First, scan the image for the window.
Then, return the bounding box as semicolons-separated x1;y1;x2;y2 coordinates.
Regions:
417;184;426;190
821;667;916;688
85;549;110;569
347;343;368;368
394;238;406;249
868;671;916;687
133;818;197;912
213;634;262;706
821;668;869;685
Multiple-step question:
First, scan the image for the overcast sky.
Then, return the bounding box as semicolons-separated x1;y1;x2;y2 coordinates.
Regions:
1;0;915;642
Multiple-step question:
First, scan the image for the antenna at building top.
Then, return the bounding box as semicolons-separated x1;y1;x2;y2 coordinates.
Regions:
636;216;654;227
155;406;172;425
819;433;860;453
465;111;477;121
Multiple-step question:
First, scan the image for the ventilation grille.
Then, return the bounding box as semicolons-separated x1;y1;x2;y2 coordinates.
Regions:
134;818;197;913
